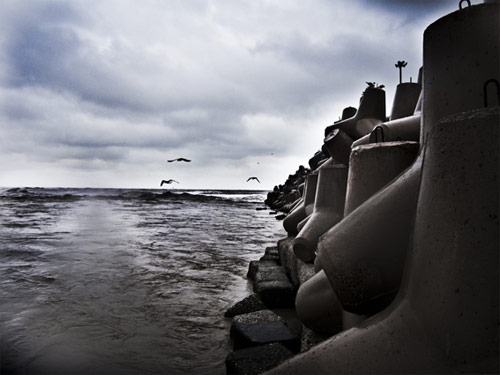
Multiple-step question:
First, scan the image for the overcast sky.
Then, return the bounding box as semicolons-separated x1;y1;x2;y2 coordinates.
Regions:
0;0;459;190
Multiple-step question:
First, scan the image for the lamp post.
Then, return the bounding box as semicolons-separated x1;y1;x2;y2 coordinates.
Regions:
395;60;408;84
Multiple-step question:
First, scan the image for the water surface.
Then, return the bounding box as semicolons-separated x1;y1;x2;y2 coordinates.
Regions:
0;188;283;374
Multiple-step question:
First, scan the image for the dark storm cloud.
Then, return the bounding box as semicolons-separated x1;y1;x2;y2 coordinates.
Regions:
5;15;143;111
0;0;456;188
359;0;458;20
6;2;81;85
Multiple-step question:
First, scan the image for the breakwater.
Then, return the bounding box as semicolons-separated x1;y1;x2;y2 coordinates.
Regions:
224;1;499;374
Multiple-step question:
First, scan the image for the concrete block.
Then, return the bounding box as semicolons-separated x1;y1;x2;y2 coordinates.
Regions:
295;270;343;336
344;141;419;216
300;326;330;353
247;260;279;281
324;87;386;140
296;260;315;286
293;164;347;262
226;343;294;375
230;310;300;352
225;294;267;318
231;321;300;352
254;279;296;308
389;82;421;120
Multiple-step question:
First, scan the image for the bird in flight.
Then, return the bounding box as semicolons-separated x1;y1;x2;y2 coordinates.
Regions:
160;179;179;186
167;158;191;163
246;177;260;183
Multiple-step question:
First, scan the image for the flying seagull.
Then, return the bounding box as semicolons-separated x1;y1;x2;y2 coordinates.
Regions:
167;158;191;163
160;179;179;186
246;177;260;183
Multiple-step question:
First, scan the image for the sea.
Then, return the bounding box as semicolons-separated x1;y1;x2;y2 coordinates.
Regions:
0;187;285;375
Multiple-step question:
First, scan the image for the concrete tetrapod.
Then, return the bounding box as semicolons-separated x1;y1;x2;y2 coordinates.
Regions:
322;128;353;166
351;77;423;147
295;214;310;234
282;173;319;236
388;82;421;121
308;149;329;170
343;141;419;216
339;141;418;328
421;1;499;143
315;156;422;315
352;112;421;148
294;270;343;336
265;108;500;375
292;164;347;263
324;87;386;140
296;160;333;233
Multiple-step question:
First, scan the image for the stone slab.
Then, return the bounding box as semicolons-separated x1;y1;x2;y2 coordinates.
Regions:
225;342;294;375
254;279;296;308
231;321;300;352
225;294;267;318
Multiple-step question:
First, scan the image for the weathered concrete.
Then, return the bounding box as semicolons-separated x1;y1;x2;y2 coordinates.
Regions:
248;256;296;307
248;256;296;309
277;237;298;288
231;310;300;352
266;106;499;375
299;327;330;353
247;260;279;282
369;114;420;144
389;82;421;120
225;294;267;318
422;1;499;144
232;321;300;353
259;246;280;264
253;276;296;309
322;128;353;166
324;87;386;140
344;141;419;216
226;343;294;375
293;164;348;263
294;214;309;234
315;158;422;314
282;173;318;236
295;270;343;336
281;199;304;236
308;149;329;170
295;260;315;287
265;2;499;371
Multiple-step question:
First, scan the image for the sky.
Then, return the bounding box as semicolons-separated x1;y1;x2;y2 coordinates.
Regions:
0;0;460;190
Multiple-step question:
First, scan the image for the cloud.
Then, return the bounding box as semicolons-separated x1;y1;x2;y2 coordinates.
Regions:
0;0;457;189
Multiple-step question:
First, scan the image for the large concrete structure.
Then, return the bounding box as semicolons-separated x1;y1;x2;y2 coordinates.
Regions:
282;172;318;236
264;1;499;373
293;164;347;263
324;86;386;140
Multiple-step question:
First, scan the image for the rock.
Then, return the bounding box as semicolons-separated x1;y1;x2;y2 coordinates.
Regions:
232;309;282;324
254;279;296;308
225;294;267;318
254;269;290;284
230;311;300;353
225;342;294;375
300;326;330;353
259;246;280;264
297;260;316;286
247;260;259;280
278;238;298;288
247;260;280;281
249;260;297;308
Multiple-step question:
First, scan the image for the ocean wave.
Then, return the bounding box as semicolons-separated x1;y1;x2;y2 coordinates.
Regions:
1;187;83;202
0;187;269;207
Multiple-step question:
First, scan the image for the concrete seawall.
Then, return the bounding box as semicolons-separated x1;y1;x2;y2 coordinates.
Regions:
225;2;499;374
